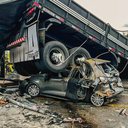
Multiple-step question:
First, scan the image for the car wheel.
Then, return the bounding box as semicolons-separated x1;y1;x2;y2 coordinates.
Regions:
26;83;40;97
69;47;91;66
37;41;69;73
76;87;87;100
91;93;105;107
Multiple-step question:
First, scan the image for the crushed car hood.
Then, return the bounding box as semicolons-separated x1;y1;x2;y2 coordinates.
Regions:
0;0;31;50
85;59;110;65
83;59;110;79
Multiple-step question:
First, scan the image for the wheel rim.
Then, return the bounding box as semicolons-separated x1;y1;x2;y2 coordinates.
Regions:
27;84;40;97
91;93;104;106
76;87;86;100
74;55;86;65
49;48;65;66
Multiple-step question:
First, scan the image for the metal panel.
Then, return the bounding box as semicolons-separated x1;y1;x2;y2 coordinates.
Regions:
14;47;20;63
68;15;85;30
119;34;127;45
10;24;40;63
27;24;40;61
44;0;128;58
48;0;105;35
45;0;66;18
89;13;106;30
70;1;88;19
59;0;69;5
107;34;128;50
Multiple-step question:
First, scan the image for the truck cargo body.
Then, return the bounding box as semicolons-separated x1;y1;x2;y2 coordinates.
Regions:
1;0;128;75
41;0;128;60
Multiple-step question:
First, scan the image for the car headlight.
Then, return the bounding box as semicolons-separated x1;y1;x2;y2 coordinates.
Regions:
99;77;108;83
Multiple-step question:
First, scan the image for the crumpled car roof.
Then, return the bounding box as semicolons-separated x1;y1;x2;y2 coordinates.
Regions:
0;0;31;50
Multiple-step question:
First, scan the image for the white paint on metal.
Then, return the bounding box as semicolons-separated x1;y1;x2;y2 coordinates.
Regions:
49;0;105;35
27;24;40;61
108;34;128;50
49;0;128;53
10;24;40;63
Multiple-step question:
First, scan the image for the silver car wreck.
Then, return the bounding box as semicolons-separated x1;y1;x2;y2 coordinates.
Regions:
84;59;124;106
19;58;124;107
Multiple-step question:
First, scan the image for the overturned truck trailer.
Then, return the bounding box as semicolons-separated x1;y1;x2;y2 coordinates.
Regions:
0;0;128;76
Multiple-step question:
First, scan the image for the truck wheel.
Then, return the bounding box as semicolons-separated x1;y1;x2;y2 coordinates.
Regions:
69;47;91;66
39;41;69;73
91;93;104;107
26;83;40;97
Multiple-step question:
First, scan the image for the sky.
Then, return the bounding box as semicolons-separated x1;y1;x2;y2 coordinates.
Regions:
74;0;128;30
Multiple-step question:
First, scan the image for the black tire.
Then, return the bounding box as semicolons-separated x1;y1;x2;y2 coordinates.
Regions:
37;41;69;73
26;83;40;97
76;87;87;100
69;47;91;66
84;88;93;103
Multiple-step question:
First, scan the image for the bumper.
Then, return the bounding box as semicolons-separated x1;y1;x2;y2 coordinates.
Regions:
106;87;124;98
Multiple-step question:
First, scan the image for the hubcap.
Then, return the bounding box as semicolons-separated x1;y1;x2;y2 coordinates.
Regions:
91;93;104;106
27;84;40;97
75;55;86;65
50;48;65;66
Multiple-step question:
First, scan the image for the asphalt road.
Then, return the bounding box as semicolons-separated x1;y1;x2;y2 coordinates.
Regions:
0;81;128;128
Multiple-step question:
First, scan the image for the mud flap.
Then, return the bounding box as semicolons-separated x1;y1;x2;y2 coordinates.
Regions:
10;23;40;63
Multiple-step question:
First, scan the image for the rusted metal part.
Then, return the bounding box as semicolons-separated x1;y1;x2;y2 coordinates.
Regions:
96;90;113;97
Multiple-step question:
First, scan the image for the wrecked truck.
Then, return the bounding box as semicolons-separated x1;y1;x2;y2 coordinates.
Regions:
19;58;124;106
0;0;125;106
1;0;128;75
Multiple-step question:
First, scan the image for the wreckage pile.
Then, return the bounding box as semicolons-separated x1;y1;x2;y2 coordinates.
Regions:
0;87;92;128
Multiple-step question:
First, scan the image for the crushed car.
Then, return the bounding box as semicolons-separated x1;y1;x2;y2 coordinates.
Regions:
19;58;124;106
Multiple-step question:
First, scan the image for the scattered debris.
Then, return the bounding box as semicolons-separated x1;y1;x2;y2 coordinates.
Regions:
0;97;8;105
63;117;84;123
0;82;127;128
119;108;128;116
47;110;85;125
44;100;55;105
48;112;63;125
5;96;48;114
106;119;115;122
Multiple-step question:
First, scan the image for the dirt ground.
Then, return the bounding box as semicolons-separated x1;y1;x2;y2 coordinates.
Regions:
0;81;128;128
